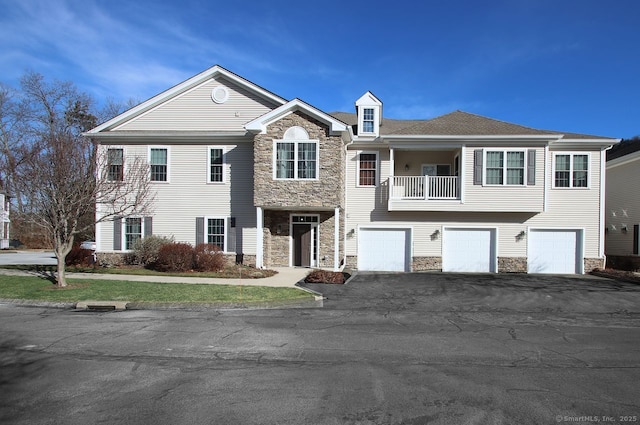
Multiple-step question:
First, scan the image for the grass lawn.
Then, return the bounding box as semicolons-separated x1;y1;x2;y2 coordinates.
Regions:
0;275;313;304
0;264;277;279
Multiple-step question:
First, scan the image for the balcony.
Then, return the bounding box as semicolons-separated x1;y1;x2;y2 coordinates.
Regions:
390;176;459;200
387;175;462;212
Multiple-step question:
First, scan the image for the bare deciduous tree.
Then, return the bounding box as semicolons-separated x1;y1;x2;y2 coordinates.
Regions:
0;83;30;211
17;72;154;287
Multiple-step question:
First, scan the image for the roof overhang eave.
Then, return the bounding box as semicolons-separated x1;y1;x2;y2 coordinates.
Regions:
84;130;250;140
549;138;621;149
245;99;348;135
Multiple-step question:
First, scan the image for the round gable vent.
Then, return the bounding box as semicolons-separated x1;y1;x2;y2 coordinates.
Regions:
211;86;229;104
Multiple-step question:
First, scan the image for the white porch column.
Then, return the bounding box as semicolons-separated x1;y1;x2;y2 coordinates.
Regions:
334;207;340;271
256;206;264;269
389;148;395;177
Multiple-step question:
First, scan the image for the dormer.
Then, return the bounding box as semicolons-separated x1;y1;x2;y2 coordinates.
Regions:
355;91;382;138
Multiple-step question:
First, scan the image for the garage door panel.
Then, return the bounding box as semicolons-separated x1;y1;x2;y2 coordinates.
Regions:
443;228;496;272
358;228;410;272
528;230;581;274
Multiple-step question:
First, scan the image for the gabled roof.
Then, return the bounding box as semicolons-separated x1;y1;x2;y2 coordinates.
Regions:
87;65;287;134
330;110;615;140
607;137;640;161
355;91;382;106
246;98;348;135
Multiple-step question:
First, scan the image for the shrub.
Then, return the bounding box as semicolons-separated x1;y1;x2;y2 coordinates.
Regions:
304;269;345;284
131;235;174;267
194;243;226;272
155;243;195;272
66;246;95;267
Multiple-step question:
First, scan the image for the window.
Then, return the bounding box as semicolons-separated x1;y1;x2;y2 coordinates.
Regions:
125;218;142;250
207;218;225;250
208;148;224;183
150;148;168;182
358;153;378;186
275;141;318;179
506;152;525;185
554;153;589;188
362;108;375;133
484;150;525;185
107;148;123;181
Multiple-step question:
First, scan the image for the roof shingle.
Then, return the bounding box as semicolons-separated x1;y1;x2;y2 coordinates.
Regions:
330;110;613;140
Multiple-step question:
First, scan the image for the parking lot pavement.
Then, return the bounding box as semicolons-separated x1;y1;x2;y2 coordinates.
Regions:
1;272;639;425
0;251;56;265
304;271;640;317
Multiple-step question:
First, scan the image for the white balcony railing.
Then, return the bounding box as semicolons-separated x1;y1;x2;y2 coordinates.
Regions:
390;176;459;200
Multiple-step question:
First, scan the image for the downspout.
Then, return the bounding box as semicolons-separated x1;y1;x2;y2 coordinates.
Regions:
343;127;355;269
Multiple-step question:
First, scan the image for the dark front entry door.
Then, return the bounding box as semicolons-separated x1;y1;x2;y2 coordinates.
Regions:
293;224;312;267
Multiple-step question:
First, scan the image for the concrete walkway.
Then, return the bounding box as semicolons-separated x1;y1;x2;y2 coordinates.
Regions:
0;267;311;288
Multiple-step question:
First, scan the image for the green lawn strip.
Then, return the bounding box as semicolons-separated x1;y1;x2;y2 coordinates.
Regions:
0;264;276;279
0;275;312;304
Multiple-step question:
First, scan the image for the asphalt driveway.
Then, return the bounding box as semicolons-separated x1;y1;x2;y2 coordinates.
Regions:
1;272;639;425
304;271;640;316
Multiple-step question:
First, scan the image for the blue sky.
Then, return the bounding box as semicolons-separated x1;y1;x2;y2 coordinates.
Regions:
1;0;638;138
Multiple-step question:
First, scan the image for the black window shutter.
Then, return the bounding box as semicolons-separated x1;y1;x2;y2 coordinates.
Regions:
634;225;639;255
473;150;483;185
527;150;536;185
113;217;122;250
144;216;153;237
196;217;205;245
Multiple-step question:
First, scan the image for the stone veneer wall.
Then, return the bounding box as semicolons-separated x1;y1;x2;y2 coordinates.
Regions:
498;257;528;273
584;258;605;272
262;209;344;268
253;111;345;209
412;257;442;271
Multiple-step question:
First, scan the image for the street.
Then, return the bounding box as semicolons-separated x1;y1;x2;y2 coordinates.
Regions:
1;272;639;424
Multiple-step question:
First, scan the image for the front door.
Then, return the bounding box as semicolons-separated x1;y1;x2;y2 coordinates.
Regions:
293;224;312;267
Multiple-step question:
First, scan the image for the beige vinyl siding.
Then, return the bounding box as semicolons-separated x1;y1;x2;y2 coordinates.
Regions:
346;147;604;260
114;76;277;132
462;147;544;212
606;157;640;255
388;147;545;212
98;141;256;254
393;151;457;176
525;149;602;258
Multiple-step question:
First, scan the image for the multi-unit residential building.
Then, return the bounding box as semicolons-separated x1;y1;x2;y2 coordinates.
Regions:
605;139;640;268
0;191;9;249
86;65;618;274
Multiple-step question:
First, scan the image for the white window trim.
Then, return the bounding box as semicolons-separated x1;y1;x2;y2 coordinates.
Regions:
148;146;171;183
105;145;125;182
207;146;227;184
122;217;145;252
272;139;320;180
483;148;527;186
205;216;227;252
356;151;379;187
552;152;591;189
361;107;376;134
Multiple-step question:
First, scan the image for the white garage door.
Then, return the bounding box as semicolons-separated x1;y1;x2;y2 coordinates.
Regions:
442;228;497;272
358;228;411;272
528;229;582;274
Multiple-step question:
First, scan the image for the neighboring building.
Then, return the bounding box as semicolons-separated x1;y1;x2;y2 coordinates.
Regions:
0;191;9;249
605;138;640;267
86;65;618;274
